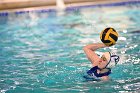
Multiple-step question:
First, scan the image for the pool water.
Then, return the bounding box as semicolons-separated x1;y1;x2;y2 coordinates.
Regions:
0;2;140;93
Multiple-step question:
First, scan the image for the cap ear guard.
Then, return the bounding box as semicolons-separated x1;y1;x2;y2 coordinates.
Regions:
105;52;120;68
110;54;120;65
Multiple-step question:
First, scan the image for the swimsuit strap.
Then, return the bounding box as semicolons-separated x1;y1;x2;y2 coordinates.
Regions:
87;66;98;75
87;66;111;77
94;68;111;77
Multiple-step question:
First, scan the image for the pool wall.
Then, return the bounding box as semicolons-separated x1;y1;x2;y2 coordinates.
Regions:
0;0;140;16
0;0;138;10
0;0;56;10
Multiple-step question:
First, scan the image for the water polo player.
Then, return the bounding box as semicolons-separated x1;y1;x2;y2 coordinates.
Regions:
83;28;119;81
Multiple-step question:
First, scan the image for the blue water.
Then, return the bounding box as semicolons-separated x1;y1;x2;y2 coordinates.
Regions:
0;2;140;93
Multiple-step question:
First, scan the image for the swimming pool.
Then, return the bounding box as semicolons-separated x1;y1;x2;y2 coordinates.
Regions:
0;1;140;93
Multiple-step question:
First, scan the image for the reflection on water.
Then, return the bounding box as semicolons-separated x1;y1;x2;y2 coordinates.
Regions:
0;3;140;93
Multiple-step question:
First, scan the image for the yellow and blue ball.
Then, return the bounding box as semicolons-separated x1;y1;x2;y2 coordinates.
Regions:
100;27;118;46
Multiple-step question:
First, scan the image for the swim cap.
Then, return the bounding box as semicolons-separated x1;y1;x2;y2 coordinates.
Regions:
103;52;119;68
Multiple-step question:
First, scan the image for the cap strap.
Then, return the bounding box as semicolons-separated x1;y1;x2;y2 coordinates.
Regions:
104;52;111;68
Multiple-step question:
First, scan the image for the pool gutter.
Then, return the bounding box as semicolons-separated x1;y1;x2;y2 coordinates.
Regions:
0;0;140;14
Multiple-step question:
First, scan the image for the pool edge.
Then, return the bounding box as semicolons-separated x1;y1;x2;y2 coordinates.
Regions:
0;0;140;16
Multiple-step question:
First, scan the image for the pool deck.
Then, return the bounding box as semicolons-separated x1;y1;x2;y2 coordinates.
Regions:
0;0;139;12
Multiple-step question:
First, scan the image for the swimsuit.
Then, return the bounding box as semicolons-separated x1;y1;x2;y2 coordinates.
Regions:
83;66;111;80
